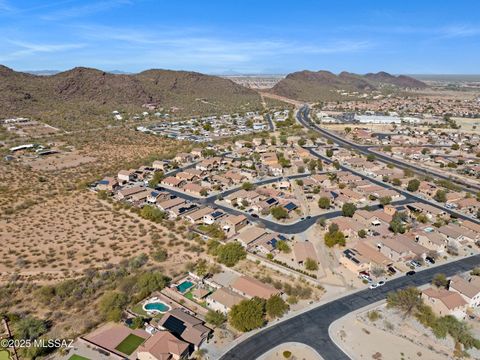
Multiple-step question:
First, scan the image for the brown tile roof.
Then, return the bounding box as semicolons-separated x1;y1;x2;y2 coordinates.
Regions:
208;288;245;309
137;331;189;360
449;275;480;299
422;287;467;310
231;276;280;299
237;226;268;246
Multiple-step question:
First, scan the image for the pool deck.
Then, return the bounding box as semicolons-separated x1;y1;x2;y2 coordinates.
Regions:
161;287;209;318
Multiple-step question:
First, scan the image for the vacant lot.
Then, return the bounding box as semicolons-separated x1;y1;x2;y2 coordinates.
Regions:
0;191;203;283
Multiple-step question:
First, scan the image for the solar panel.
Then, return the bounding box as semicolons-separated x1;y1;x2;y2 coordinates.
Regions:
211;211;223;218
284;202;297;211
163;316;186;336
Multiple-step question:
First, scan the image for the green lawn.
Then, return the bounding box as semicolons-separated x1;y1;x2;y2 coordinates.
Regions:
131;303;148;316
68;355;90;360
185;291;194;301
0;351;11;360
114;334;146;355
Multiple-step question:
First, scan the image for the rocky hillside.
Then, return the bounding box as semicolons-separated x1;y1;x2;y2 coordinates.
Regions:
270;70;427;101
0;65;262;121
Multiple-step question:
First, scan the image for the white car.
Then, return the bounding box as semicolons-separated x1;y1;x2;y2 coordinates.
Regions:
377;280;386;287
361;274;373;283
369;283;378;289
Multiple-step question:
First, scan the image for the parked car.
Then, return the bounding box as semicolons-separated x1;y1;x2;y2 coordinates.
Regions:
387;266;397;275
425;256;436;265
369;283;378;289
406;270;416;276
377;280;386;287
360;274;373;283
409;260;422;268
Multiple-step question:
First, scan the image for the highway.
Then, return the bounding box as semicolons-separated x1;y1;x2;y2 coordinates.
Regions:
297;106;480;193
219;254;480;360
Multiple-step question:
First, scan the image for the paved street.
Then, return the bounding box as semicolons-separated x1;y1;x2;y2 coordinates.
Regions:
219;254;480;360
297;106;480;193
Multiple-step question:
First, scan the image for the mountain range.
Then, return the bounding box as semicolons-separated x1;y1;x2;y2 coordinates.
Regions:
0;65;428;122
0;65;262;120
270;70;426;101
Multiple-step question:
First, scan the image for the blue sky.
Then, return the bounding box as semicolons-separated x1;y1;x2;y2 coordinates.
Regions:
0;0;479;74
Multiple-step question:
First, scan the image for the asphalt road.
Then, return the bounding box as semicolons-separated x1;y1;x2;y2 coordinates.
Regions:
219;254;480;360
304;147;480;226
160;171;413;234
297;106;480;193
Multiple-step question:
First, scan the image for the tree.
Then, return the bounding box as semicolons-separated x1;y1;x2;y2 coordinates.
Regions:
195;259;209;277
366;154;376;162
416;213;429;224
316;217;326;227
324;224;346;248
317;159;323;171
342;203;357;217
297;166;305;173
407;179;420;192
305;258;319;271
432;273;449;288
379;196;392;206
229;297;266;332
99;291;129;321
216;242;246;267
242;182;254;191
451;143;460;150
140;205;166;223
403;169;414;178
276;240;291;253
266;295;289;319
392;178;402;186
136;272;169;299
434;190;448;203
389;211;407;234
326;149;334;157
148;171;165;188
13;316;47;341
152;248;168;262
471;267;480;276
386;287;422;318
318;197;331;209
205;310;226;326
270;206;288;220
358;229;367;238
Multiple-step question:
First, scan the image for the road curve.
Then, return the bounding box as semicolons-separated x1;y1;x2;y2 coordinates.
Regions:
219;254;480;360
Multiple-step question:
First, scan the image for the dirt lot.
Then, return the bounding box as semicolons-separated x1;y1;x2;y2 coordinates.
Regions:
0;191;202;283
0;127;194;283
330;300;479;360
23;151;97;171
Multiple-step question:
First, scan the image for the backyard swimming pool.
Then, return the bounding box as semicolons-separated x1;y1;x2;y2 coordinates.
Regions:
176;280;194;293
143;301;171;313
